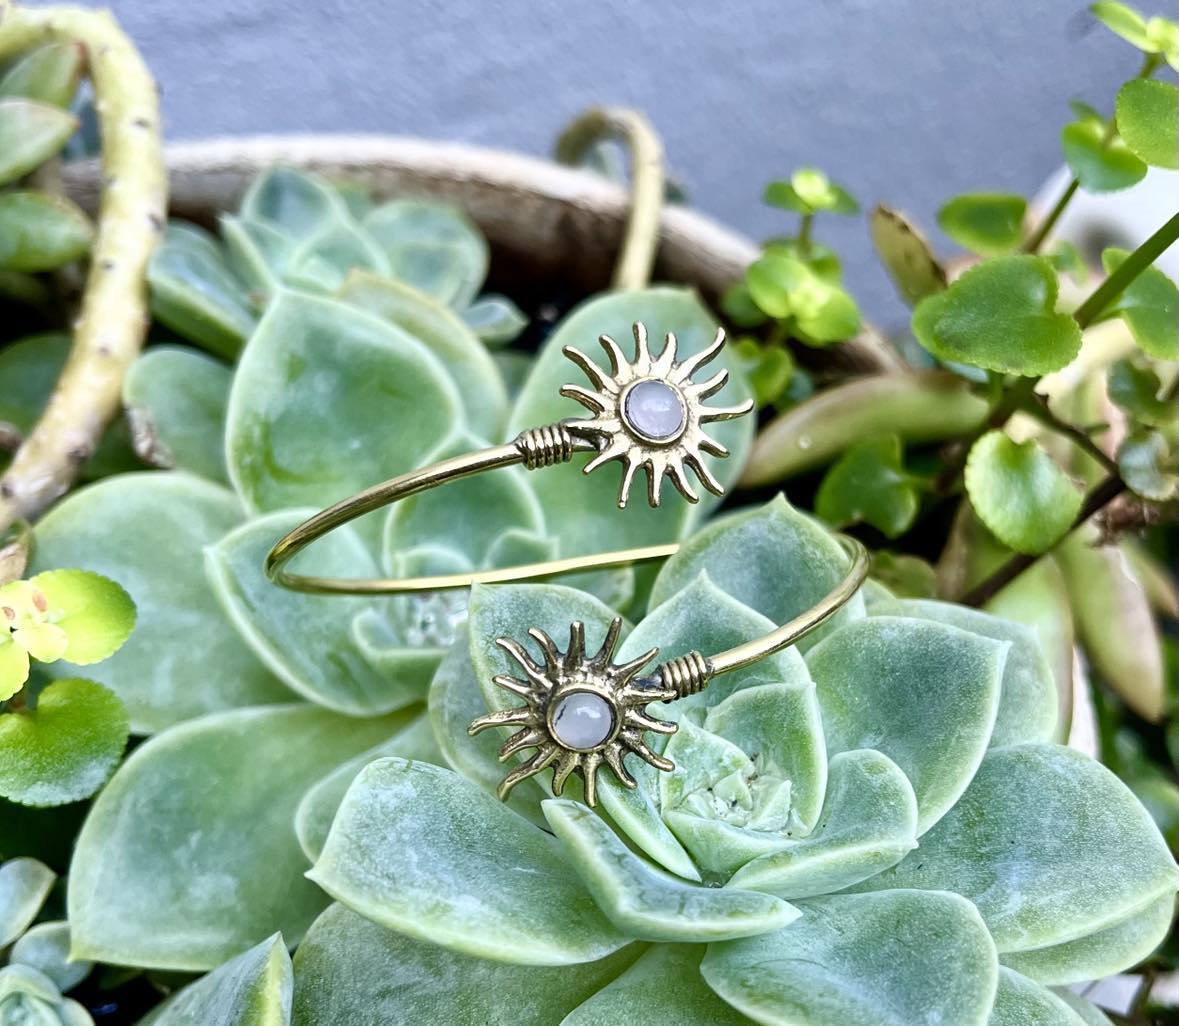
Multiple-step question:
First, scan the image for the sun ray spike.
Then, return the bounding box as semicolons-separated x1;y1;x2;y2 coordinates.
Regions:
498;746;561;799
654;330;678;374
632;321;651;363
646;458;665;508
582;438;628;477
697;434;730;459
666;456;700;504
468;707;536;736
622;732;675;772
684;452;725;496
498;727;545;760
525;627;562;674
581;752;603;806
691;368;729;400
617;456;640;509
615;646;660;680
493;637;551;687
565;621;586;670
625;708;678;734
700;397;756;424
603;746;638;789
599;333;626;375
677;326;726;378
492;674;535;699
594;617;624;668
559;383;608;413
552;754;579;796
562;345;616;391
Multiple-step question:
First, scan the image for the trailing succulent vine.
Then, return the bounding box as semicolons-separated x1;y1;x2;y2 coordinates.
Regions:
0;2;1177;1025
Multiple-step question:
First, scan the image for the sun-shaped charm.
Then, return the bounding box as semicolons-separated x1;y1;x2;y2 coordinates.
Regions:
467;617;680;806
560;322;754;509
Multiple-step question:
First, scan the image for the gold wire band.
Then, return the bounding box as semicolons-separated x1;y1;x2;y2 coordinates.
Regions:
265;420;869;678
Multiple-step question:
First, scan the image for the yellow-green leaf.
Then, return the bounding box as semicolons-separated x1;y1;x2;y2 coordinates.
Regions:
0;99;76;186
938;193;1027;256
869;205;947;306
1102;247;1178;360
1117;79;1179;169
30;569;135;666
1061;115;1147;192
816;435;919;538
0;192;92;273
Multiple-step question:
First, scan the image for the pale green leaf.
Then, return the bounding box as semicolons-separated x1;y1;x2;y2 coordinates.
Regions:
0;98;76;185
0;635;31;700
1101;246;1178;360
294;714;440;862
123;347;232;483
1091;2;1150;48
561;944;751;1026
463;294;528;347
1107;358;1175;426
507;288;752;554
240;167;349;238
816;434;919;538
869;598;1057;747
0;679;129;806
30;472;287;732
1116;79;1178;169
218;215;292;299
10;920;91;993
1118;429;1178;501
69;704;404;970
869;204;947;306
308;758;630;965
142;934;290;1026
291;902;637;1026
727;749;918;898
283;220;389;293
225;289;461;519
649;496;866;653
862;743;1179;959
966;432;1083;555
1054;990;1116;1025
912;255;1082;374
0;43;84;108
0;191;92;272
938;193;1027;255
543;798;800;941
805;616;1006;833
206;510;434;716
337;269;509;439
0;856;54;947
702;889;999;1026
1061;116;1147;192
988;968;1089;1026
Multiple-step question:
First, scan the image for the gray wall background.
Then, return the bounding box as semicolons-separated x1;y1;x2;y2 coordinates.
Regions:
93;0;1136;327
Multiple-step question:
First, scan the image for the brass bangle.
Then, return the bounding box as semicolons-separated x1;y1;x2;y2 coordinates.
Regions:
265;321;869;805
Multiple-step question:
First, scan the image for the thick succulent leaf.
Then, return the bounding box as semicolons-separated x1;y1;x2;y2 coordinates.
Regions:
0;856;54;947
1001;890;1175;985
148;224;257;360
291;902;637;1026
206;510;433;715
805;616;1006;833
463;294;528;347
308;758;630;965
0;679;129;806
1061;116;1147;192
143;933;292;1026
987;968;1089;1026
561;944;751;1026
283;220;389;293
1054;990;1115;1026
123;347;231;483
0;98;76;185
219;215;293;298
427;638;549;827
507;287;753;554
0;191;92;272
294;714;439;862
727;749;917;898
938;193;1027;256
0;332;69;436
704;680;827;836
1101;246;1178;360
870;598;1056;747
913;255;1082;375
337;270;508;439
649;496;865;653
69;704;404;970
240;167;350;237
383;431;543;568
0;43;85;107
0;963;89;1022
225;289;461;518
701;890;999;1026
863;743;1179;959
869;204;947;306
1116;79;1178;170
362;200;489;308
10;921;91;993
30;473;287;732
544;798;800;942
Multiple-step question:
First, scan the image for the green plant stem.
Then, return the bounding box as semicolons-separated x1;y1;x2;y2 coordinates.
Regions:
1023;178;1078;254
555;107;666;291
1074;210;1179;328
1021;395;1120;475
0;3;166;533
797;213;813;256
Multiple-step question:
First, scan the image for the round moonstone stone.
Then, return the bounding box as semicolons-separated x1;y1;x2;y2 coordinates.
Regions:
550;692;614;749
624;380;685;441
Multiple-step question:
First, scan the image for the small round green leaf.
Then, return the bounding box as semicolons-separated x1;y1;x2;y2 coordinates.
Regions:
816;434;919;538
0;679;129;806
938;193;1027;256
1101;246;1178;359
1118;429;1178;501
1116;79;1179;169
29;569;135;666
10;921;92;993
0;99;76;186
965;432;1083;555
1061;115;1147;192
0;856;55;947
1091;1;1150;48
869;204;947;306
913;255;1081;374
765;168;858;215
1107;358;1176;426
0;43;84;108
702;889;999;1026
0;191;92;273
